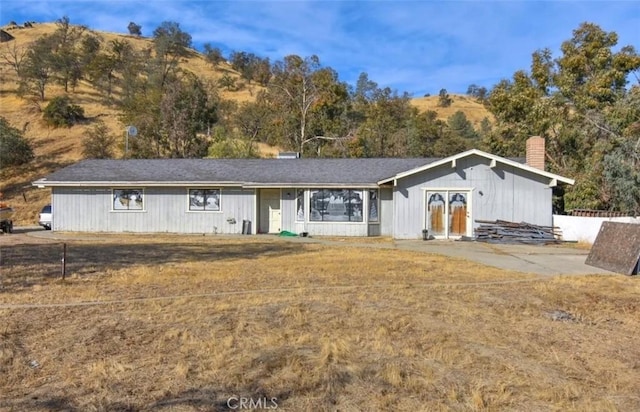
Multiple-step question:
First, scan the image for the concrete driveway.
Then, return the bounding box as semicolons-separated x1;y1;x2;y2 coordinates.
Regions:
394;240;616;276
294;237;616;276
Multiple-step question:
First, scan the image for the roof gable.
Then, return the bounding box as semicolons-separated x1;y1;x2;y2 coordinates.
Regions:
377;149;574;186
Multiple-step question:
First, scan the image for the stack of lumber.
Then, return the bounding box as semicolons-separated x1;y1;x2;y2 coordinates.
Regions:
474;220;562;244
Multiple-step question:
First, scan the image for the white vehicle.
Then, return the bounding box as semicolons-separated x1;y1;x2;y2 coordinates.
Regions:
39;204;52;230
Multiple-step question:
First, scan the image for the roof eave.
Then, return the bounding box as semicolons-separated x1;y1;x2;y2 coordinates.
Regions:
243;183;380;188
32;180;247;187
378;149;574;186
33;180;382;188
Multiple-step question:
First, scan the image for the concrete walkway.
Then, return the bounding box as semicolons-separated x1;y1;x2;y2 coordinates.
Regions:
20;228;616;276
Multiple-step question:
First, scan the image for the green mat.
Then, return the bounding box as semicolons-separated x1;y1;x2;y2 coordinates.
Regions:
279;230;298;237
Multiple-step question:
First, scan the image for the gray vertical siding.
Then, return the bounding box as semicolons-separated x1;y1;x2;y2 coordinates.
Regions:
53;186;254;234
50;155;555;239
379;187;393;236
393;155;553;239
281;189;296;232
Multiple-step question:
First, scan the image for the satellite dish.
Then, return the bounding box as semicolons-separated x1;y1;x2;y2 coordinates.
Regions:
126;125;138;137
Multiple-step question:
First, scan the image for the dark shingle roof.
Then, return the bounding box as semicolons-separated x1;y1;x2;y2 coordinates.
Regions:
35;158;437;186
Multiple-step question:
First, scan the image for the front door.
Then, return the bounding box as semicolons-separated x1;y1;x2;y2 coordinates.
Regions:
260;189;281;234
426;190;471;239
269;207;281;234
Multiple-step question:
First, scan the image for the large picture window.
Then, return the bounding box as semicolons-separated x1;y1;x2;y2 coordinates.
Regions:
189;189;221;211
310;189;363;222
113;189;144;210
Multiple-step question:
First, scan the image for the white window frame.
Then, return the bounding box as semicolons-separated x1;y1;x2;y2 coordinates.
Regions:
111;188;145;212
187;188;222;212
308;188;366;224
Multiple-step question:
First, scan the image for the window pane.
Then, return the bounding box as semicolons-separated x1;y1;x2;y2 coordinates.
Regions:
427;192;445;236
310;189;325;221
296;189;304;221
449;192;467;236
204;189;220;211
189;189;205;210
368;190;378;222
323;189;348;221
113;189;143;210
348;190;363;222
190;189;221;211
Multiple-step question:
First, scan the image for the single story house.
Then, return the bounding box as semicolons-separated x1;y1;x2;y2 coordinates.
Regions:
33;137;574;239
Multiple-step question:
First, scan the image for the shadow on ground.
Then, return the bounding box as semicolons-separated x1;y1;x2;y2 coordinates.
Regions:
0;240;306;293
1;387;291;412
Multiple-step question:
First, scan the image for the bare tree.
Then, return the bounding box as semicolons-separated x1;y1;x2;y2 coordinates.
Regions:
1;41;28;77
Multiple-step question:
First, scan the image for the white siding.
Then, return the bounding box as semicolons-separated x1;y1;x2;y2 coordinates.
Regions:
393;155;553;239
52;186;255;234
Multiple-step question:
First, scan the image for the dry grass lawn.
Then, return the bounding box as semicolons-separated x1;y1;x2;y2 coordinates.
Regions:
1;235;638;411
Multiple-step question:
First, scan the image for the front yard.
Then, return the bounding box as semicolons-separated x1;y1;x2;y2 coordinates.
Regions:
1;235;638;411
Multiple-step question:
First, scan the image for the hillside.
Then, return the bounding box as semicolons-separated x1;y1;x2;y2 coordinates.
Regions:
0;22;270;225
410;94;493;126
0;22;492;226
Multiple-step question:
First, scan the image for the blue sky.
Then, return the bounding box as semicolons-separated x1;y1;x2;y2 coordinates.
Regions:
2;1;639;96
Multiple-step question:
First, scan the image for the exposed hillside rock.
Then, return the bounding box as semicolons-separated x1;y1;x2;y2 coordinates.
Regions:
0;29;14;42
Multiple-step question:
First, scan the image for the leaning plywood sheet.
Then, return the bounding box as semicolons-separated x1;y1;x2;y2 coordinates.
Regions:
586;222;640;275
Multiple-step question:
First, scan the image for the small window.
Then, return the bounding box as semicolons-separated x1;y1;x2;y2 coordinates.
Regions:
113;189;144;210
189;189;221;211
296;189;305;221
368;190;379;222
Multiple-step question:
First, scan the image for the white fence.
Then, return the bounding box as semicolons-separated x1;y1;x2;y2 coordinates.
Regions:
553;214;640;243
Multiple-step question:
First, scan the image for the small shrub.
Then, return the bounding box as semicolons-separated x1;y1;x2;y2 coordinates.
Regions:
43;96;85;128
82;121;116;159
127;22;142;36
218;74;237;91
0;117;34;167
438;88;452;107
